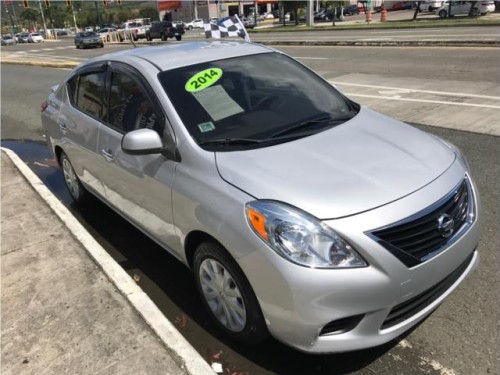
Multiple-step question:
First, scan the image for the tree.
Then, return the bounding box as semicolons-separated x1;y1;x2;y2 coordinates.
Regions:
468;1;479;17
413;1;422;20
139;7;158;21
20;8;39;29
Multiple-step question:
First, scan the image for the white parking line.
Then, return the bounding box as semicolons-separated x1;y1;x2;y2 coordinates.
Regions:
344;93;500;109
294;56;329;60
330;81;500;100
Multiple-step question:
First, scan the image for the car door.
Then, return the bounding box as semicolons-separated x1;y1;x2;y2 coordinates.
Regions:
96;63;180;253
61;65;108;197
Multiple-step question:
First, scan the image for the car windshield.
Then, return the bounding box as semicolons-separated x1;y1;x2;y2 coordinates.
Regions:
31;33;40;36
159;52;358;151
82;32;98;37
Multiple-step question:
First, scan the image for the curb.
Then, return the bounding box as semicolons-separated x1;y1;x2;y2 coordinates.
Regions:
0;147;215;375
256;40;499;47
0;59;81;68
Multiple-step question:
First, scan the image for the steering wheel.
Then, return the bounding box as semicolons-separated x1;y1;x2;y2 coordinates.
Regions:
253;95;284;111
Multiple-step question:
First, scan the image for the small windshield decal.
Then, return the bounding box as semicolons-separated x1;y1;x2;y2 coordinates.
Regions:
198;121;216;133
185;68;223;92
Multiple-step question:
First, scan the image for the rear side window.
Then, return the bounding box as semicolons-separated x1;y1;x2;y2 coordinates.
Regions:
67;72;106;120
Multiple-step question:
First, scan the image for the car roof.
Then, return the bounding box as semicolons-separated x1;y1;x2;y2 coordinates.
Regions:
94;41;274;72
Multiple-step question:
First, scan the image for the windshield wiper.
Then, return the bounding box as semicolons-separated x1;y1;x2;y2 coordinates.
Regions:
268;114;355;140
199;138;263;146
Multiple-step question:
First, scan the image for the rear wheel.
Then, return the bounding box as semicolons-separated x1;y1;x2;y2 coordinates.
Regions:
60;152;87;204
193;242;268;344
439;9;447;18
160;33;167;41
146;34;152;41
175;35;182;41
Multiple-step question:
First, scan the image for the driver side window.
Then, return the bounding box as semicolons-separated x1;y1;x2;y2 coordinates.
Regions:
108;72;163;135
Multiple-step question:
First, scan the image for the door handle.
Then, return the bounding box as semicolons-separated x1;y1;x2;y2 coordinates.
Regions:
101;149;115;162
59;123;68;134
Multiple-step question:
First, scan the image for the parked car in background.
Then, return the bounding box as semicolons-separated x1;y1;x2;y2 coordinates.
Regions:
419;0;442;12
28;32;44;43
74;31;104;49
96;27;118;42
1;35;17;46
185;18;204;30
172;21;185;28
478;1;495;14
16;33;30;43
145;21;184;41
57;30;68;36
437;0;484;17
241;17;255;29
41;42;480;354
344;4;360;15
391;1;414;11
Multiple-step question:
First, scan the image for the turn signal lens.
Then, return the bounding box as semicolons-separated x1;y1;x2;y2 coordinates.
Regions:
247;208;268;240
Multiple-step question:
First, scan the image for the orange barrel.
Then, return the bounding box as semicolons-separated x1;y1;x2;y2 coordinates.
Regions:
366;10;372;23
380;9;388;22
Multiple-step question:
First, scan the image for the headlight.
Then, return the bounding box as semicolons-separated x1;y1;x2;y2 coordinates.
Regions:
245;201;367;269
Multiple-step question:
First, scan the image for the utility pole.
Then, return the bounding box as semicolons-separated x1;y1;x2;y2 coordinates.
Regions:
10;1;19;30
94;1;101;29
70;1;78;31
39;0;48;36
194;0;198;19
306;0;313;26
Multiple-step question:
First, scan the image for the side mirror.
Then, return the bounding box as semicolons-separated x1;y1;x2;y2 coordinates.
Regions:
122;128;163;155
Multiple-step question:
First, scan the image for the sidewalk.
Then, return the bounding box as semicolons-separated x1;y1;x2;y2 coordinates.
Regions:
1;148;214;375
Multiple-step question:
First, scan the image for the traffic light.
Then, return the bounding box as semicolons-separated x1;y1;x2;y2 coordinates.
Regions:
44;0;50;8
22;0;29;7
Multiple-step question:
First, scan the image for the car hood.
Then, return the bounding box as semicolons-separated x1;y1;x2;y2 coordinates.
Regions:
215;107;456;219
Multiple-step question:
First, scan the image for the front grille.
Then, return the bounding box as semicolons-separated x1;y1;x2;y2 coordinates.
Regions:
371;178;472;267
381;252;474;329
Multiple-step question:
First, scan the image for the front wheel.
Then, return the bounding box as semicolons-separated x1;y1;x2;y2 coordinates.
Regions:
175;35;182;41
438;9;447;18
60;152;87;204
193;242;268;344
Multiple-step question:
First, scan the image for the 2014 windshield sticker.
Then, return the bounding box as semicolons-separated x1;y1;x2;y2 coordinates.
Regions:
185;68;223;93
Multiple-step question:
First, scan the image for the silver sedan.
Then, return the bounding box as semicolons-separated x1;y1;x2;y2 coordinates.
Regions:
41;42;480;353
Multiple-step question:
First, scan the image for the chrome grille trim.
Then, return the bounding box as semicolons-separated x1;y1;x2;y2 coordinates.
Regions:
368;176;475;268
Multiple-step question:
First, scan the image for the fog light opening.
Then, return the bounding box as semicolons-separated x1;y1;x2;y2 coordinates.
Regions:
319;314;365;336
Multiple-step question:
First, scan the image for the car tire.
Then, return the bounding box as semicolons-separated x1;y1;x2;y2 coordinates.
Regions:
146;34;152;41
175;35;182;41
188;25;193;30
439;9;447;18
193;242;268;344
160;33;167;41
60;152;87;204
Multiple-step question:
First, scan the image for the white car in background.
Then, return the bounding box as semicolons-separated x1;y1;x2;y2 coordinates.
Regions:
28;32;44;43
437;0;494;17
185;19;204;30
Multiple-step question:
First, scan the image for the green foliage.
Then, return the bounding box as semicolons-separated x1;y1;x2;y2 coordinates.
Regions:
138;7;158;21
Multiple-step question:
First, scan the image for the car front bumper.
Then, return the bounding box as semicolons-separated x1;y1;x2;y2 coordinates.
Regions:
238;162;481;353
